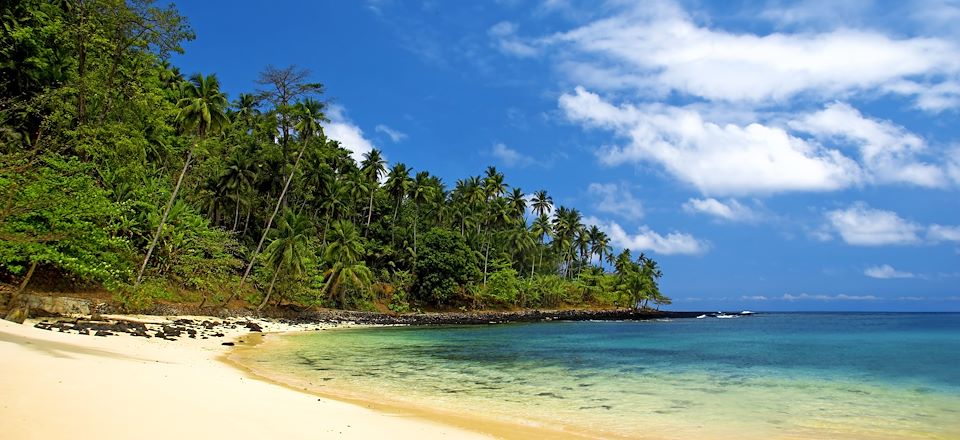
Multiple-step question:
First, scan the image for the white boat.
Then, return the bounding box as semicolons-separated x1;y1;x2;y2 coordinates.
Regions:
696;314;707;319
740;310;755;315
716;313;735;319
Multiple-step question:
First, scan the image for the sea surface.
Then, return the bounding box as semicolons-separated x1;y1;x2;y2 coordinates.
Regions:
234;313;960;439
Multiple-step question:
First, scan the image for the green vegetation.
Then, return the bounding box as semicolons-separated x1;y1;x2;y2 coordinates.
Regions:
0;0;669;316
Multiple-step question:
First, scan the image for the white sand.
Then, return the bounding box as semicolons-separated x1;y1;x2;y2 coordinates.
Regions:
0;317;489;440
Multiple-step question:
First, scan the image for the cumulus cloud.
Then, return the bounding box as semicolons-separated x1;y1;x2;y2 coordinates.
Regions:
683;198;760;223
491;142;537;167
824;202;921;246
928;224;960;242
586;183;644;220
560;87;862;195
323;105;376;163
790;102;945;187
824;202;960;246
546;2;960;107
865;264;915;279
488;21;538;58
374;124;407;142
585;216;709;256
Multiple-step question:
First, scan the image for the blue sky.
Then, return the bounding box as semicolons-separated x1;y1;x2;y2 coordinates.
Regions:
171;0;960;311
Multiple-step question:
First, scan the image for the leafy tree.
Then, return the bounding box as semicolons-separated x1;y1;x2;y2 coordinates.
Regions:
321;219;372;307
413;228;479;306
136;72;228;286
258;210;314;311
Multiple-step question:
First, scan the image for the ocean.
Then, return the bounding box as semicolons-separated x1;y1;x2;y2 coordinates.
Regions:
233;313;960;439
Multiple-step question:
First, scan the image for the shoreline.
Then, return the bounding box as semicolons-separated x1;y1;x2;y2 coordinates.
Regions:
0;315;493;440
225;330;609;440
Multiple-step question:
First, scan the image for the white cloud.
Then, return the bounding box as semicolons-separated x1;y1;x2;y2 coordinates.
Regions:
790;102;946;187
782;293;878;301
683;198;760;223
587;183;644;220
546;2;960;107
374;124;407;142
491;142;537;167
322;105;376;163
865;264;915;279
560;87;862;195
929;224;960;242
585;216;709;256
825;202;921;246
488;21;538;58
741;295;769;301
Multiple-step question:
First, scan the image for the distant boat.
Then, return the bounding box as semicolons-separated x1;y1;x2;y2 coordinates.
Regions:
696;314;707;319
716;313;736;319
740;311;755;315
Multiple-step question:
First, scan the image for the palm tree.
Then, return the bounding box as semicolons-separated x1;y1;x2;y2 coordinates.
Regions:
531;190;552;218
410;171;432;258
236;98;328;298
530;214;551;276
232;93;260;133
136;73;228;286
257;210;314;312
220;149;257;231
322;220;372;307
360;149;386;235
483;166;506;199
385;163;410;244
507;187;526;221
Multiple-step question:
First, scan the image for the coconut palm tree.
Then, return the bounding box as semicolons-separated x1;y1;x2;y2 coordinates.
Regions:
360;149;386;235
530;214;552;276
385;162;410;244
235;99;328;301
410;171;433;258
136;73;228;286
322;220;372;306
220;149;257;231
531;190;552;218
257;210;314;312
507;187;526;221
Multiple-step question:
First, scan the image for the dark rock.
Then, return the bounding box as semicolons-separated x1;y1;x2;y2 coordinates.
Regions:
221;342;235;346
244;321;263;332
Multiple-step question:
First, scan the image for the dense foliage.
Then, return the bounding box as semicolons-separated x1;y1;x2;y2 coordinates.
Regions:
0;0;669;314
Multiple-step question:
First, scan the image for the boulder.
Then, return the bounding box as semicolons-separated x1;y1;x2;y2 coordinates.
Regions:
17;294;91;317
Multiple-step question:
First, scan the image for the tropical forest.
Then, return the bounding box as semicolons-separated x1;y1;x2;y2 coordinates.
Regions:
0;0;669;318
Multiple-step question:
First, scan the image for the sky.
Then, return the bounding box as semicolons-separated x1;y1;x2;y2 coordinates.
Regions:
171;0;960;312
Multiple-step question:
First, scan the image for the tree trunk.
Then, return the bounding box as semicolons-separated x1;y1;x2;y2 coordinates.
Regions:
364;190;374;237
136;149;193;286
413;203;419;259
231;188;241;231
256;269;281;313
230;141;307;304
482;239;491;286
241;205;252;236
3;260;37;323
391;197;401;245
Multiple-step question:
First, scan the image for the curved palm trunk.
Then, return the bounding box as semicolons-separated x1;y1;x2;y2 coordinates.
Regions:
3;260;38;323
364;190;374;237
228;142;307;305
136;149;193;286
413;203;419;259
256;268;281;313
231;188;241;231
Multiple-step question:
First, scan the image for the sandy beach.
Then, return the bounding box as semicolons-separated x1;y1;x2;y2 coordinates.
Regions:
0;317;489;440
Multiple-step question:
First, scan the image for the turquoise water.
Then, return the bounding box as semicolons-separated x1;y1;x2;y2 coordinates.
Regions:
237;313;960;439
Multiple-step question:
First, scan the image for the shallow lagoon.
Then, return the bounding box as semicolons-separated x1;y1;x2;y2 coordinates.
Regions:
237;313;960;439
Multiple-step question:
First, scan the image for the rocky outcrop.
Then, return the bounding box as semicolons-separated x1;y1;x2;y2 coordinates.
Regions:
16;294;93;316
